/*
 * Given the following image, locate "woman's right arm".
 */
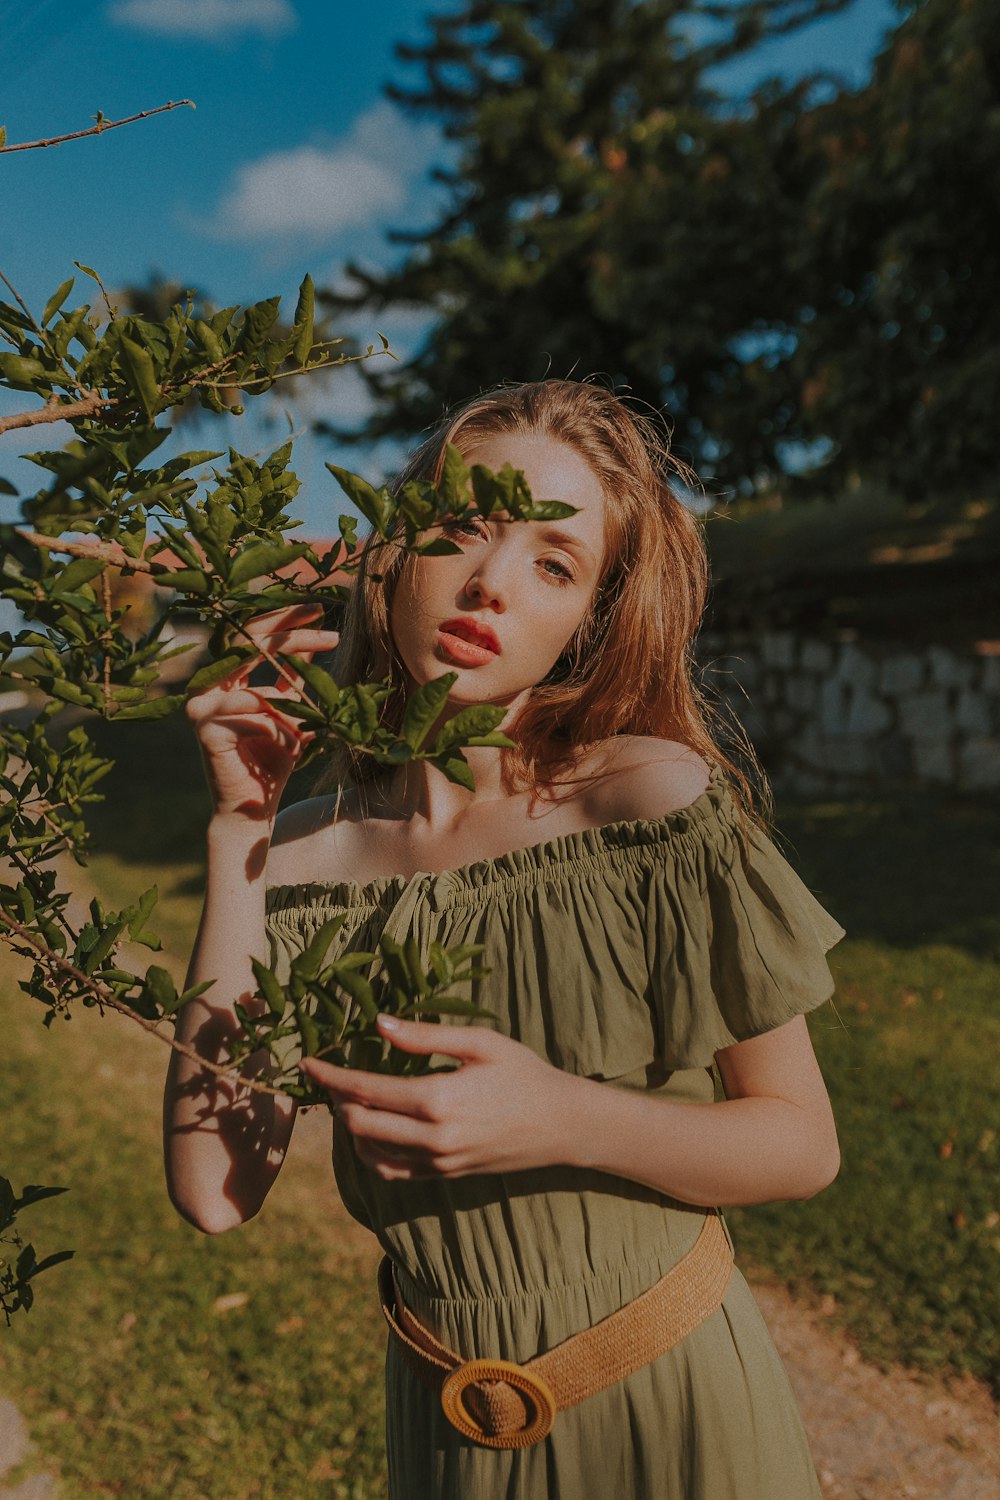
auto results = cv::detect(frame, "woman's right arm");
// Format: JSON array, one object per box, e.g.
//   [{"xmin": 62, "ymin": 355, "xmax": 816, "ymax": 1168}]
[{"xmin": 163, "ymin": 605, "xmax": 338, "ymax": 1234}]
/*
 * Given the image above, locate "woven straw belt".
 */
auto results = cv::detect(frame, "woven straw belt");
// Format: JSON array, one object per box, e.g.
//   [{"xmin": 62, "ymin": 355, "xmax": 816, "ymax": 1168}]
[{"xmin": 377, "ymin": 1210, "xmax": 734, "ymax": 1450}]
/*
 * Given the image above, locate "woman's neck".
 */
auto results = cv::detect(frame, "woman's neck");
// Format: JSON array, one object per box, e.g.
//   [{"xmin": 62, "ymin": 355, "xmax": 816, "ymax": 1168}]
[{"xmin": 381, "ymin": 741, "xmax": 511, "ymax": 830}]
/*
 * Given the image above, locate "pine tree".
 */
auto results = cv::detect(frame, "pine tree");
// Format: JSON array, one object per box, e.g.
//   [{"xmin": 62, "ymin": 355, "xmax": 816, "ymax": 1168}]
[{"xmin": 321, "ymin": 0, "xmax": 854, "ymax": 493}]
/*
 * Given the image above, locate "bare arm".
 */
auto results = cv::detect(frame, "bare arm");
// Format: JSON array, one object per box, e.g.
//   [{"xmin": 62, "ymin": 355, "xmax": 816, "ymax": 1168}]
[
  {"xmin": 163, "ymin": 811, "xmax": 295, "ymax": 1234},
  {"xmin": 162, "ymin": 604, "xmax": 339, "ymax": 1234},
  {"xmin": 302, "ymin": 1011, "xmax": 840, "ymax": 1208}
]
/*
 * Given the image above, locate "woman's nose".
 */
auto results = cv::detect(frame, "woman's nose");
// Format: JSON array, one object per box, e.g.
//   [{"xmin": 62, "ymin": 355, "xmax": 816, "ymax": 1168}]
[{"xmin": 463, "ymin": 555, "xmax": 508, "ymax": 611}]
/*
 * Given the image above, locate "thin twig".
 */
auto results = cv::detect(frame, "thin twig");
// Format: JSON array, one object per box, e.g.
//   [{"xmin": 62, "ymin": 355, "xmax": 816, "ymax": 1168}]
[
  {"xmin": 0, "ymin": 101, "xmax": 196, "ymax": 154},
  {"xmin": 100, "ymin": 569, "xmax": 112, "ymax": 715},
  {"xmin": 0, "ymin": 908, "xmax": 287, "ymax": 1099},
  {"xmin": 0, "ymin": 391, "xmax": 105, "ymax": 435}
]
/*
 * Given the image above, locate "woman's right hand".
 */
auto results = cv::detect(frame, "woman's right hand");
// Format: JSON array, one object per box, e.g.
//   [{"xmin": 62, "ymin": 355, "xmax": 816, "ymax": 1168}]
[{"xmin": 184, "ymin": 603, "xmax": 340, "ymax": 824}]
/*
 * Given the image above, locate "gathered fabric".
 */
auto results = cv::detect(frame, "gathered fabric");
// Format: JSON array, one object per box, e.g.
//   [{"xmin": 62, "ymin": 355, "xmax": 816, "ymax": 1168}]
[{"xmin": 265, "ymin": 769, "xmax": 841, "ymax": 1498}]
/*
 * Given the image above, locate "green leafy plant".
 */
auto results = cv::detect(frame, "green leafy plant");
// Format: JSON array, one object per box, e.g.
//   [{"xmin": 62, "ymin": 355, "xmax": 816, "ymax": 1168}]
[
  {"xmin": 0, "ymin": 261, "xmax": 575, "ymax": 1313},
  {"xmin": 0, "ymin": 1175, "xmax": 73, "ymax": 1322}
]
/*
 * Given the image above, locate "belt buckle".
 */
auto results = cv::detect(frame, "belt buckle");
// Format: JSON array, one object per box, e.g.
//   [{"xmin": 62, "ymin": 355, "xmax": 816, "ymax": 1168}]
[{"xmin": 440, "ymin": 1357, "xmax": 556, "ymax": 1449}]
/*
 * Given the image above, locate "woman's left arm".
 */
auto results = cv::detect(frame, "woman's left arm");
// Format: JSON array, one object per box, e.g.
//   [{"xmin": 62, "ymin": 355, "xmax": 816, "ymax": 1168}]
[{"xmin": 301, "ymin": 1011, "xmax": 840, "ymax": 1207}]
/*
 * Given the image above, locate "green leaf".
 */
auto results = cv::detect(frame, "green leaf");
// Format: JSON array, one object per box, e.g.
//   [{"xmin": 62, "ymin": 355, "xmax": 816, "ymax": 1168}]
[
  {"xmin": 295, "ymin": 916, "xmax": 346, "ymax": 981},
  {"xmin": 228, "ymin": 540, "xmax": 309, "ymax": 589},
  {"xmin": 250, "ymin": 957, "xmax": 287, "ymax": 1017},
  {"xmin": 411, "ymin": 997, "xmax": 496, "ymax": 1020},
  {"xmin": 0, "ymin": 477, "xmax": 17, "ymax": 495},
  {"xmin": 430, "ymin": 704, "xmax": 509, "ymax": 754},
  {"xmin": 326, "ymin": 465, "xmax": 393, "ymax": 535},
  {"xmin": 0, "ymin": 353, "xmax": 48, "ymax": 390},
  {"xmin": 401, "ymin": 673, "xmax": 456, "ymax": 750},
  {"xmin": 432, "ymin": 751, "xmax": 474, "ymax": 791},
  {"xmin": 185, "ymin": 651, "xmax": 250, "ymax": 694},
  {"xmin": 283, "ymin": 654, "xmax": 341, "ymax": 712},
  {"xmin": 119, "ymin": 337, "xmax": 160, "ymax": 418},
  {"xmin": 57, "ymin": 556, "xmax": 106, "ymax": 593},
  {"xmin": 140, "ymin": 964, "xmax": 180, "ymax": 1016},
  {"xmin": 42, "ymin": 278, "xmax": 75, "ymax": 327},
  {"xmin": 153, "ymin": 567, "xmax": 212, "ymax": 597},
  {"xmin": 126, "ymin": 886, "xmax": 161, "ymax": 948},
  {"xmin": 108, "ymin": 693, "xmax": 186, "ymax": 720},
  {"xmin": 331, "ymin": 965, "xmax": 377, "ymax": 1021},
  {"xmin": 291, "ymin": 274, "xmax": 315, "ymax": 365}
]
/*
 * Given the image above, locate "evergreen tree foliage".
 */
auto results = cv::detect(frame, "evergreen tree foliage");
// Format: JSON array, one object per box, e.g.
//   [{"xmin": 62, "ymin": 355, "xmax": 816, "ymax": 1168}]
[
  {"xmin": 791, "ymin": 0, "xmax": 1000, "ymax": 500},
  {"xmin": 323, "ymin": 0, "xmax": 998, "ymax": 504},
  {"xmin": 319, "ymin": 0, "xmax": 854, "ymax": 494}
]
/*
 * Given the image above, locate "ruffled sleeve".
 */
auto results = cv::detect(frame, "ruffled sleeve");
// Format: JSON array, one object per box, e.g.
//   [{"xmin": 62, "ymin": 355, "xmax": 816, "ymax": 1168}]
[{"xmin": 643, "ymin": 803, "xmax": 845, "ymax": 1070}]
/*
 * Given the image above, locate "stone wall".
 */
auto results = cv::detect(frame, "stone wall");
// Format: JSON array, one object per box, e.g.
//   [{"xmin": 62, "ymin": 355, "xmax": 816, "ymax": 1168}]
[{"xmin": 701, "ymin": 633, "xmax": 1000, "ymax": 796}]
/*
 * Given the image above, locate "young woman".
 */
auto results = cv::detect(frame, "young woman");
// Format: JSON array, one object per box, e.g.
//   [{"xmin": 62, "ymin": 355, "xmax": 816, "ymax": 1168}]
[{"xmin": 166, "ymin": 380, "xmax": 843, "ymax": 1499}]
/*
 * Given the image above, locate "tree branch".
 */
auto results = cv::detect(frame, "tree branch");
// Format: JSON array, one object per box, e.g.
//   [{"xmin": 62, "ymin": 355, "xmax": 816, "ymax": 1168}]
[
  {"xmin": 0, "ymin": 391, "xmax": 105, "ymax": 435},
  {"xmin": 0, "ymin": 101, "xmax": 196, "ymax": 155},
  {"xmin": 0, "ymin": 908, "xmax": 287, "ymax": 1099}
]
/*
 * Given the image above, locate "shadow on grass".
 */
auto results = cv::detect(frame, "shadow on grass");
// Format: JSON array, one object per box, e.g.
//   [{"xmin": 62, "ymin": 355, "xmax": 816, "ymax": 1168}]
[{"xmin": 776, "ymin": 790, "xmax": 1000, "ymax": 959}]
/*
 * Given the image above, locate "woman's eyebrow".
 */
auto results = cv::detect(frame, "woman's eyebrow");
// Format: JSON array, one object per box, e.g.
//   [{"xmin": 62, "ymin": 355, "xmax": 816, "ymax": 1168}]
[
  {"xmin": 492, "ymin": 514, "xmax": 597, "ymax": 565},
  {"xmin": 536, "ymin": 525, "xmax": 597, "ymax": 562}
]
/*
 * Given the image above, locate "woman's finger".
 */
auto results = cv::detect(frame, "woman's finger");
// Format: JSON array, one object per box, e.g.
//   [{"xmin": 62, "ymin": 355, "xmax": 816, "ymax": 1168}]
[{"xmin": 375, "ymin": 1014, "xmax": 502, "ymax": 1062}]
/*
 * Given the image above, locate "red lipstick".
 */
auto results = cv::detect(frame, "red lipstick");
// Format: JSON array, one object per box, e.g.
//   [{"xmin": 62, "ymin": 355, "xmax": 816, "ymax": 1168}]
[{"xmin": 437, "ymin": 617, "xmax": 501, "ymax": 666}]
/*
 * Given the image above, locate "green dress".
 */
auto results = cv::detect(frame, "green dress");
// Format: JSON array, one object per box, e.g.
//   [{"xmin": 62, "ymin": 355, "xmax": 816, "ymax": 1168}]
[{"xmin": 265, "ymin": 770, "xmax": 844, "ymax": 1499}]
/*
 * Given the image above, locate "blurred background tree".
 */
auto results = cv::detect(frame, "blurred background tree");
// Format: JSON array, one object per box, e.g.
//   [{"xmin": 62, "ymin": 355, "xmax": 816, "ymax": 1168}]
[{"xmin": 320, "ymin": 0, "xmax": 998, "ymax": 505}]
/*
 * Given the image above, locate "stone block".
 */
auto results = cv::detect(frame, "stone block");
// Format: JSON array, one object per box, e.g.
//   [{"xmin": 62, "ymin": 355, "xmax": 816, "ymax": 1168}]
[
  {"xmin": 958, "ymin": 736, "xmax": 1000, "ymax": 791},
  {"xmin": 761, "ymin": 671, "xmax": 783, "ymax": 706},
  {"xmin": 828, "ymin": 736, "xmax": 876, "ymax": 777},
  {"xmin": 927, "ymin": 646, "xmax": 973, "ymax": 689},
  {"xmin": 913, "ymin": 739, "xmax": 954, "ymax": 783},
  {"xmin": 880, "ymin": 653, "xmax": 924, "ymax": 697},
  {"xmin": 955, "ymin": 690, "xmax": 991, "ymax": 735},
  {"xmin": 784, "ymin": 674, "xmax": 819, "ymax": 714},
  {"xmin": 819, "ymin": 678, "xmax": 849, "ymax": 735},
  {"xmin": 761, "ymin": 632, "xmax": 796, "ymax": 670},
  {"xmin": 836, "ymin": 642, "xmax": 878, "ymax": 690},
  {"xmin": 845, "ymin": 686, "xmax": 892, "ymax": 736},
  {"xmin": 898, "ymin": 690, "xmax": 951, "ymax": 740},
  {"xmin": 800, "ymin": 638, "xmax": 834, "ymax": 674},
  {"xmin": 875, "ymin": 734, "xmax": 912, "ymax": 778}
]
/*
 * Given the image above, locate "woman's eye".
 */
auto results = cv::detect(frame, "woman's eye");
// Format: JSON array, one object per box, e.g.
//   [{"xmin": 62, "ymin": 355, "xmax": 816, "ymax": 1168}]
[
  {"xmin": 442, "ymin": 518, "xmax": 484, "ymax": 539},
  {"xmin": 540, "ymin": 558, "xmax": 573, "ymax": 583}
]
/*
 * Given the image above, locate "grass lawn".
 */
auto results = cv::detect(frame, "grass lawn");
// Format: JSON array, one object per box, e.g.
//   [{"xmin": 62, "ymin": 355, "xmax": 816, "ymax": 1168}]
[{"xmin": 1, "ymin": 710, "xmax": 997, "ymax": 1496}]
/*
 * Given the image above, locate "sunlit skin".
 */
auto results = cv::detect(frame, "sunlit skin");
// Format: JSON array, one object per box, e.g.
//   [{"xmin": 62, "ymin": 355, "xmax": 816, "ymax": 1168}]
[{"xmin": 390, "ymin": 433, "xmax": 609, "ymax": 716}]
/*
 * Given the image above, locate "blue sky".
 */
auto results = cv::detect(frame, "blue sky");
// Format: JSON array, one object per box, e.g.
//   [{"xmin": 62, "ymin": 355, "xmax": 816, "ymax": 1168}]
[{"xmin": 1, "ymin": 0, "xmax": 900, "ymax": 549}]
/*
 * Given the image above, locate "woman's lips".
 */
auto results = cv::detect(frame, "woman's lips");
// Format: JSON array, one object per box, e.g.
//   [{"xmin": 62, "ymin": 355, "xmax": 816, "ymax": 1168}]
[{"xmin": 437, "ymin": 618, "xmax": 501, "ymax": 666}]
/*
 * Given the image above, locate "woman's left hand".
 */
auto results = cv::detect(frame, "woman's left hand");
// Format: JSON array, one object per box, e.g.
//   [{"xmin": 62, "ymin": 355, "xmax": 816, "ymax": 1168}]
[{"xmin": 299, "ymin": 1015, "xmax": 584, "ymax": 1180}]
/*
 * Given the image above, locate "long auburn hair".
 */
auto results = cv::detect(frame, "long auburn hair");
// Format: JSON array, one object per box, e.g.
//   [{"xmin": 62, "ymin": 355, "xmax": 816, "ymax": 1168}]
[{"xmin": 313, "ymin": 379, "xmax": 763, "ymax": 816}]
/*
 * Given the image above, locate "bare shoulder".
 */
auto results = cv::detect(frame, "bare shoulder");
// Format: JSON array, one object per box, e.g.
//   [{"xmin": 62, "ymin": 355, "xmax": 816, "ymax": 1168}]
[
  {"xmin": 265, "ymin": 788, "xmax": 354, "ymax": 885},
  {"xmin": 579, "ymin": 737, "xmax": 712, "ymax": 823}
]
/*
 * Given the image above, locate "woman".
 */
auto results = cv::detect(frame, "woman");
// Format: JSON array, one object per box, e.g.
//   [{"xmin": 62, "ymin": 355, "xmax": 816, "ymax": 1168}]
[{"xmin": 166, "ymin": 379, "xmax": 842, "ymax": 1498}]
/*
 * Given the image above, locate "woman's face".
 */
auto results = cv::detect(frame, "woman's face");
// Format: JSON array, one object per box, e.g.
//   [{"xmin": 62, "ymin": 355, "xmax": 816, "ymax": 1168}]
[{"xmin": 390, "ymin": 433, "xmax": 607, "ymax": 709}]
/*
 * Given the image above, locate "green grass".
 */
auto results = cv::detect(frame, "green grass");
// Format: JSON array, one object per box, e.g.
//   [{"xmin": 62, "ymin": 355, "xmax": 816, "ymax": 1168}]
[
  {"xmin": 1, "ymin": 713, "xmax": 998, "ymax": 1496},
  {"xmin": 728, "ymin": 795, "xmax": 1000, "ymax": 1389},
  {"xmin": 0, "ymin": 987, "xmax": 388, "ymax": 1500}
]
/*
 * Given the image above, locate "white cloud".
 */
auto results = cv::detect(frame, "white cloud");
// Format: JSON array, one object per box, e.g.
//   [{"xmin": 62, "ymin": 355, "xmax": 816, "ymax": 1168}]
[
  {"xmin": 205, "ymin": 103, "xmax": 439, "ymax": 244},
  {"xmin": 108, "ymin": 0, "xmax": 297, "ymax": 42}
]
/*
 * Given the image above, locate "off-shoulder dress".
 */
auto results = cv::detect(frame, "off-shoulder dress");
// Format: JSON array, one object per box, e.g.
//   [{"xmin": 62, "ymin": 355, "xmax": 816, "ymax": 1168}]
[{"xmin": 264, "ymin": 770, "xmax": 844, "ymax": 1499}]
